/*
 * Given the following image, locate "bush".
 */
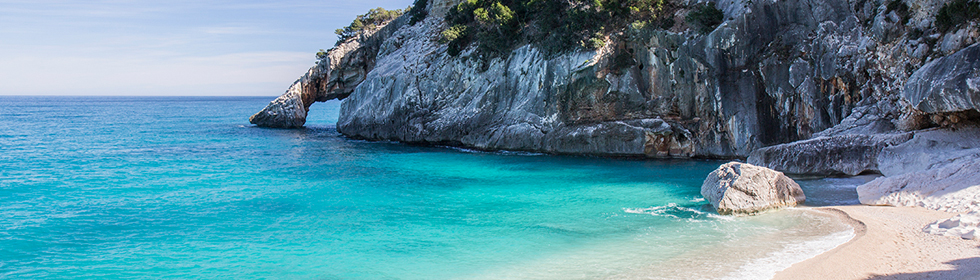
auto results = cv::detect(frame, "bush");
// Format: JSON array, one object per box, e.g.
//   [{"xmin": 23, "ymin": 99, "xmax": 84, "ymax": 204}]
[
  {"xmin": 936, "ymin": 0, "xmax": 980, "ymax": 32},
  {"xmin": 685, "ymin": 2, "xmax": 724, "ymax": 34},
  {"xmin": 316, "ymin": 49, "xmax": 328, "ymax": 60},
  {"xmin": 585, "ymin": 36, "xmax": 606, "ymax": 49},
  {"xmin": 335, "ymin": 7, "xmax": 405, "ymax": 45},
  {"xmin": 409, "ymin": 0, "xmax": 429, "ymax": 25},
  {"xmin": 437, "ymin": 0, "xmax": 675, "ymax": 58}
]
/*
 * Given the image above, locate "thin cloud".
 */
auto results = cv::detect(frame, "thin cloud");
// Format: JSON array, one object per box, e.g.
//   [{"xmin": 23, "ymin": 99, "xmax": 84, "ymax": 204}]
[
  {"xmin": 0, "ymin": 0, "xmax": 414, "ymax": 96},
  {"xmin": 200, "ymin": 26, "xmax": 269, "ymax": 35}
]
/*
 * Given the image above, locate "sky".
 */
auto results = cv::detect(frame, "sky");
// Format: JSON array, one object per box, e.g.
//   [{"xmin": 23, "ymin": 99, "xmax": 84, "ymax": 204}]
[{"xmin": 0, "ymin": 0, "xmax": 415, "ymax": 96}]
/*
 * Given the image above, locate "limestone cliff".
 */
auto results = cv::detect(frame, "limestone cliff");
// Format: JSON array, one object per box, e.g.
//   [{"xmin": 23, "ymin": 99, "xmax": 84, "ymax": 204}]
[{"xmin": 252, "ymin": 0, "xmax": 979, "ymax": 159}]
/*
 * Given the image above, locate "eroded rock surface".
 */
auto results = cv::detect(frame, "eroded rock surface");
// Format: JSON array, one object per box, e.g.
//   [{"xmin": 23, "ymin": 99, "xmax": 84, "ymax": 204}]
[
  {"xmin": 857, "ymin": 126, "xmax": 980, "ymax": 213},
  {"xmin": 251, "ymin": 0, "xmax": 976, "ymax": 157},
  {"xmin": 701, "ymin": 162, "xmax": 806, "ymax": 215},
  {"xmin": 903, "ymin": 43, "xmax": 980, "ymax": 114},
  {"xmin": 746, "ymin": 133, "xmax": 912, "ymax": 175},
  {"xmin": 249, "ymin": 16, "xmax": 410, "ymax": 128}
]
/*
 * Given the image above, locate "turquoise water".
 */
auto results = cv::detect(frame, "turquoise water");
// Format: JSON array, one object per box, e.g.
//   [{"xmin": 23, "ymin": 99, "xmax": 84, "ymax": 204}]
[{"xmin": 0, "ymin": 96, "xmax": 851, "ymax": 279}]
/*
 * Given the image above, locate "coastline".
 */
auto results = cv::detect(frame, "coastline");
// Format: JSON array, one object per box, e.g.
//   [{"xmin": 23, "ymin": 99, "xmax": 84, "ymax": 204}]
[{"xmin": 774, "ymin": 205, "xmax": 980, "ymax": 280}]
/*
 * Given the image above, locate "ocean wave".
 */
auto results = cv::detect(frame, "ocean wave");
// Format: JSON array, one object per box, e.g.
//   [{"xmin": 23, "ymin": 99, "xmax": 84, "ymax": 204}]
[
  {"xmin": 720, "ymin": 228, "xmax": 855, "ymax": 280},
  {"xmin": 624, "ymin": 203, "xmax": 733, "ymax": 221}
]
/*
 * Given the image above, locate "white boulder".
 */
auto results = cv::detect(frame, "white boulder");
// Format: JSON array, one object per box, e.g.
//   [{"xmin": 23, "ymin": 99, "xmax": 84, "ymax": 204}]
[{"xmin": 701, "ymin": 162, "xmax": 807, "ymax": 215}]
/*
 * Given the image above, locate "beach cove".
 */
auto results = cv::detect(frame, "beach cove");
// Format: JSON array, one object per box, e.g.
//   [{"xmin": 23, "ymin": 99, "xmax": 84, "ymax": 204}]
[{"xmin": 0, "ymin": 96, "xmax": 918, "ymax": 279}]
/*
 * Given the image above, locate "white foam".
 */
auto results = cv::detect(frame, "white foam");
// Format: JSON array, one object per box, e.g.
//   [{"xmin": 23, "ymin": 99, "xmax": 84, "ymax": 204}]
[
  {"xmin": 720, "ymin": 226, "xmax": 855, "ymax": 280},
  {"xmin": 624, "ymin": 203, "xmax": 734, "ymax": 221},
  {"xmin": 438, "ymin": 145, "xmax": 544, "ymax": 156}
]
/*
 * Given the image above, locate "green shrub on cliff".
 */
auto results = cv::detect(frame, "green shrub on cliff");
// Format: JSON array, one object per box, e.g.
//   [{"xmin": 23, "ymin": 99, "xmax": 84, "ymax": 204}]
[
  {"xmin": 936, "ymin": 0, "xmax": 980, "ymax": 32},
  {"xmin": 441, "ymin": 0, "xmax": 674, "ymax": 58},
  {"xmin": 409, "ymin": 0, "xmax": 429, "ymax": 25},
  {"xmin": 685, "ymin": 2, "xmax": 724, "ymax": 34},
  {"xmin": 335, "ymin": 7, "xmax": 405, "ymax": 45}
]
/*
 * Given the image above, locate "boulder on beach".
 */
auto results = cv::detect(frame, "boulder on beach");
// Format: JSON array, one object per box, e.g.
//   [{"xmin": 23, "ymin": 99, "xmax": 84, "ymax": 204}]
[{"xmin": 701, "ymin": 162, "xmax": 806, "ymax": 215}]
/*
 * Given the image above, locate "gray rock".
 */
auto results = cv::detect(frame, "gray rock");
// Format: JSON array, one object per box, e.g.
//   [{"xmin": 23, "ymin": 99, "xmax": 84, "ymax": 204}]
[
  {"xmin": 332, "ymin": 0, "xmax": 872, "ymax": 157},
  {"xmin": 813, "ymin": 97, "xmax": 902, "ymax": 137},
  {"xmin": 857, "ymin": 154, "xmax": 980, "ymax": 213},
  {"xmin": 249, "ymin": 15, "xmax": 410, "ymax": 128},
  {"xmin": 700, "ymin": 162, "xmax": 806, "ymax": 215},
  {"xmin": 877, "ymin": 126, "xmax": 980, "ymax": 177},
  {"xmin": 251, "ymin": 0, "xmax": 980, "ymax": 157},
  {"xmin": 903, "ymin": 43, "xmax": 980, "ymax": 114},
  {"xmin": 747, "ymin": 133, "xmax": 912, "ymax": 176},
  {"xmin": 856, "ymin": 126, "xmax": 980, "ymax": 213},
  {"xmin": 248, "ymin": 86, "xmax": 308, "ymax": 128}
]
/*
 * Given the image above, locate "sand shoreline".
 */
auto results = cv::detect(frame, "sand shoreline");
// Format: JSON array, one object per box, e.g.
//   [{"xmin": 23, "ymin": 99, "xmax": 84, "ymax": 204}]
[{"xmin": 773, "ymin": 205, "xmax": 980, "ymax": 280}]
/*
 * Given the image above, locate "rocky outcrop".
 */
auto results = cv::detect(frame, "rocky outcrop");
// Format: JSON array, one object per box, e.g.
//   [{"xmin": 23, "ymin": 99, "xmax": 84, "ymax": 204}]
[
  {"xmin": 857, "ymin": 157, "xmax": 980, "ymax": 212},
  {"xmin": 250, "ymin": 16, "xmax": 410, "ymax": 128},
  {"xmin": 700, "ymin": 162, "xmax": 806, "ymax": 215},
  {"xmin": 330, "ymin": 0, "xmax": 892, "ymax": 157},
  {"xmin": 856, "ymin": 126, "xmax": 980, "ymax": 212},
  {"xmin": 903, "ymin": 43, "xmax": 980, "ymax": 114},
  {"xmin": 252, "ymin": 0, "xmax": 978, "ymax": 158},
  {"xmin": 746, "ymin": 133, "xmax": 912, "ymax": 175},
  {"xmin": 876, "ymin": 126, "xmax": 980, "ymax": 177}
]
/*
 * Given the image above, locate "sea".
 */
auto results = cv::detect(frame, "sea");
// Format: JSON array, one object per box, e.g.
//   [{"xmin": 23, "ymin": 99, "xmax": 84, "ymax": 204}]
[{"xmin": 0, "ymin": 96, "xmax": 861, "ymax": 279}]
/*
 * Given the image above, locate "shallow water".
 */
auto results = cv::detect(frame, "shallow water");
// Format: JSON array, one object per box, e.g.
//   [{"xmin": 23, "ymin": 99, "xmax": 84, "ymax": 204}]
[{"xmin": 0, "ymin": 96, "xmax": 851, "ymax": 279}]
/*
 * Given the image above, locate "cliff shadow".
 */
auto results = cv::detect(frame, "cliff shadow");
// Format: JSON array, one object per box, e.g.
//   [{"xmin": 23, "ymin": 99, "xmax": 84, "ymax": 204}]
[{"xmin": 864, "ymin": 256, "xmax": 980, "ymax": 279}]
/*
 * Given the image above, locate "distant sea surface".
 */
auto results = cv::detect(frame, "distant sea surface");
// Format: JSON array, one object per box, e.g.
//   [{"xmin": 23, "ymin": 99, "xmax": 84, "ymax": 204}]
[{"xmin": 0, "ymin": 96, "xmax": 855, "ymax": 279}]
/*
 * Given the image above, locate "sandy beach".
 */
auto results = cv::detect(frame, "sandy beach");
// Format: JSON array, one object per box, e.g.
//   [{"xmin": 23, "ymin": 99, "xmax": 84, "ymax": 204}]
[{"xmin": 774, "ymin": 205, "xmax": 980, "ymax": 280}]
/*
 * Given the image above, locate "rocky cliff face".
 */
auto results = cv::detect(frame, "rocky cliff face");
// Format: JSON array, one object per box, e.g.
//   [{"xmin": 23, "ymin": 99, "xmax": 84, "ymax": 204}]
[
  {"xmin": 249, "ymin": 16, "xmax": 410, "ymax": 128},
  {"xmin": 252, "ymin": 0, "xmax": 979, "ymax": 159}
]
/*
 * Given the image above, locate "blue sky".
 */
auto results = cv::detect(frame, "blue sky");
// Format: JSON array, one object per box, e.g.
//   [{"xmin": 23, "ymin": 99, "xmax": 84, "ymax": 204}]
[{"xmin": 0, "ymin": 0, "xmax": 414, "ymax": 96}]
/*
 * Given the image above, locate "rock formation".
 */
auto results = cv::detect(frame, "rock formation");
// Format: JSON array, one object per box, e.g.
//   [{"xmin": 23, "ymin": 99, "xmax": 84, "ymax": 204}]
[
  {"xmin": 250, "ymin": 16, "xmax": 410, "ymax": 128},
  {"xmin": 700, "ymin": 162, "xmax": 806, "ymax": 215},
  {"xmin": 856, "ymin": 126, "xmax": 980, "ymax": 212},
  {"xmin": 252, "ymin": 0, "xmax": 979, "ymax": 158},
  {"xmin": 903, "ymin": 43, "xmax": 980, "ymax": 115},
  {"xmin": 747, "ymin": 133, "xmax": 912, "ymax": 175}
]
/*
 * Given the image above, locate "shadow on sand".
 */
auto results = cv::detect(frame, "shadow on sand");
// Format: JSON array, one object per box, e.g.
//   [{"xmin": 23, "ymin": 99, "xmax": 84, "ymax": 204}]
[{"xmin": 866, "ymin": 256, "xmax": 980, "ymax": 279}]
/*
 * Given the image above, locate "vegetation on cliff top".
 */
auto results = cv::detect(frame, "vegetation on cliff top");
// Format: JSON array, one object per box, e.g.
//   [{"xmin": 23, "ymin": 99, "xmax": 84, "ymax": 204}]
[
  {"xmin": 335, "ymin": 7, "xmax": 406, "ymax": 45},
  {"xmin": 686, "ymin": 3, "xmax": 724, "ymax": 34},
  {"xmin": 441, "ymin": 0, "xmax": 678, "ymax": 58},
  {"xmin": 409, "ymin": 0, "xmax": 429, "ymax": 25}
]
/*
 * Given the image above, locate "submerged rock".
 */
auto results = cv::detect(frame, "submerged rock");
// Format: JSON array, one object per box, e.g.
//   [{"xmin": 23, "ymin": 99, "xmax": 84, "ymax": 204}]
[{"xmin": 701, "ymin": 162, "xmax": 806, "ymax": 215}]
